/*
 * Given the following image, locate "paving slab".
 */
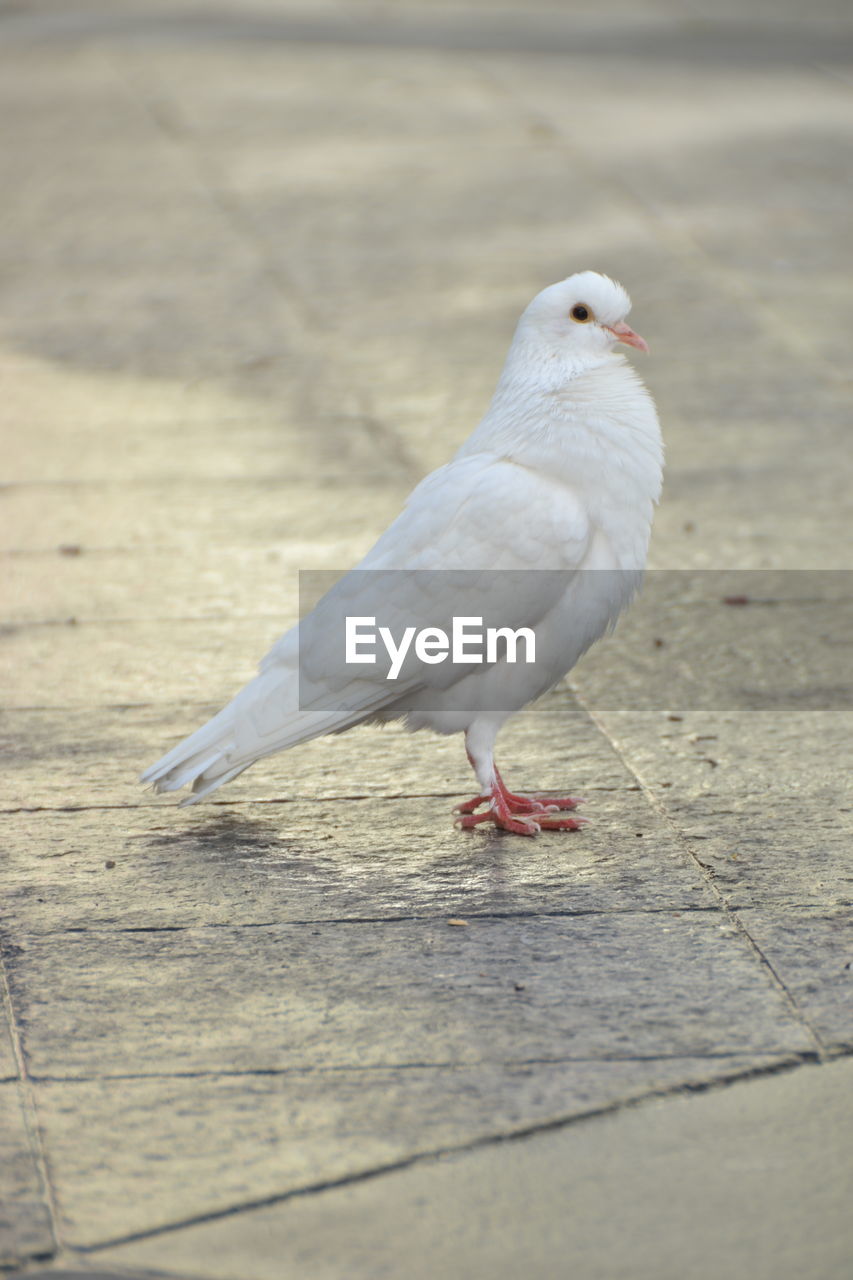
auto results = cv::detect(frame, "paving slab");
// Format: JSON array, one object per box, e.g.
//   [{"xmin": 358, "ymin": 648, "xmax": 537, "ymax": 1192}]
[
  {"xmin": 582, "ymin": 708, "xmax": 853, "ymax": 912},
  {"xmin": 26, "ymin": 1054, "xmax": 792, "ymax": 1249},
  {"xmin": 9, "ymin": 913, "xmax": 812, "ymax": 1081},
  {"xmin": 0, "ymin": 799, "xmax": 712, "ymax": 933},
  {"xmin": 736, "ymin": 909, "xmax": 853, "ymax": 1051},
  {"xmin": 573, "ymin": 571, "xmax": 853, "ymax": 711},
  {"xmin": 96, "ymin": 1057, "xmax": 853, "ymax": 1280},
  {"xmin": 0, "ymin": 479, "xmax": 399, "ymax": 559}
]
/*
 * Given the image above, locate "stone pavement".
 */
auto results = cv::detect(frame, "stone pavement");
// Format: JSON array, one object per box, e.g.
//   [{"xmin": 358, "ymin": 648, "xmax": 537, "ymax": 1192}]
[{"xmin": 1, "ymin": 0, "xmax": 852, "ymax": 1275}]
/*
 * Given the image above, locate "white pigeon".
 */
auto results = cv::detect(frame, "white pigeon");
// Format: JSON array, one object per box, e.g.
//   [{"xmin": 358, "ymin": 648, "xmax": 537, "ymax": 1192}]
[{"xmin": 142, "ymin": 271, "xmax": 662, "ymax": 834}]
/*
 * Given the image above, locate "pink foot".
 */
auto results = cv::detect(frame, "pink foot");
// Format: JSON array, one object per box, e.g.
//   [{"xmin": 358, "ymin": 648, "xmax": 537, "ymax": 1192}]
[
  {"xmin": 454, "ymin": 766, "xmax": 587, "ymax": 837},
  {"xmin": 457, "ymin": 806, "xmax": 587, "ymax": 836}
]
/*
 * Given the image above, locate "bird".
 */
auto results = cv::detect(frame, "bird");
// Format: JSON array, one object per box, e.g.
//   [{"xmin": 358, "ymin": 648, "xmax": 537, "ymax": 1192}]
[{"xmin": 141, "ymin": 271, "xmax": 663, "ymax": 835}]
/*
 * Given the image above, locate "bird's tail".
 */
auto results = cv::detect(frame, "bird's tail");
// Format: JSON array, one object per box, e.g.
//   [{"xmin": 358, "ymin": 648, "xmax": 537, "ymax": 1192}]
[
  {"xmin": 140, "ymin": 700, "xmax": 248, "ymax": 804},
  {"xmin": 140, "ymin": 664, "xmax": 356, "ymax": 805}
]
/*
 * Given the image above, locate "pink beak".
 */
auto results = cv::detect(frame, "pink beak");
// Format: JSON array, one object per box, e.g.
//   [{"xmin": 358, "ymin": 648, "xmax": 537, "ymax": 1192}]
[{"xmin": 607, "ymin": 320, "xmax": 649, "ymax": 354}]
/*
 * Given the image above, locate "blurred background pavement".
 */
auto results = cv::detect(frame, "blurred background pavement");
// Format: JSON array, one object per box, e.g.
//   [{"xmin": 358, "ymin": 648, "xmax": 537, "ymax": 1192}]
[{"xmin": 1, "ymin": 2, "xmax": 852, "ymax": 1276}]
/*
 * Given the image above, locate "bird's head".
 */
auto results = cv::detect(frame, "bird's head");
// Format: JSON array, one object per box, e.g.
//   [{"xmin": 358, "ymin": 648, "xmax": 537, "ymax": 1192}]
[{"xmin": 520, "ymin": 271, "xmax": 649, "ymax": 359}]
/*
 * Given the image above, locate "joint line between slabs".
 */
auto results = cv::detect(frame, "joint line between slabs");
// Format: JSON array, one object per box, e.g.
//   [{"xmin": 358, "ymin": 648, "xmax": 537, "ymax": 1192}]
[
  {"xmin": 0, "ymin": 784, "xmax": 637, "ymax": 815},
  {"xmin": 81, "ymin": 1051, "xmax": 826, "ymax": 1255},
  {"xmin": 28, "ymin": 1049, "xmax": 826, "ymax": 1086},
  {"xmin": 0, "ymin": 939, "xmax": 61, "ymax": 1253},
  {"xmin": 13, "ymin": 906, "xmax": 722, "ymax": 940},
  {"xmin": 2, "ymin": 792, "xmax": 474, "ymax": 815},
  {"xmin": 571, "ymin": 690, "xmax": 831, "ymax": 1060}
]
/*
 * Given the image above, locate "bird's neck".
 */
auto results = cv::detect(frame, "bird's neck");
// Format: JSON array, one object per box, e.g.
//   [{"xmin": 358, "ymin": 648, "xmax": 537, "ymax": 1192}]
[
  {"xmin": 470, "ymin": 343, "xmax": 661, "ymax": 467},
  {"xmin": 495, "ymin": 330, "xmax": 614, "ymax": 394},
  {"xmin": 457, "ymin": 345, "xmax": 664, "ymax": 564}
]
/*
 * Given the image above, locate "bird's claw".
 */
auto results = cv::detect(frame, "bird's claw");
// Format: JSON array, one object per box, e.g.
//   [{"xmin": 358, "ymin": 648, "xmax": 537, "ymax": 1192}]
[
  {"xmin": 453, "ymin": 790, "xmax": 584, "ymax": 820},
  {"xmin": 534, "ymin": 814, "xmax": 589, "ymax": 832},
  {"xmin": 454, "ymin": 792, "xmax": 588, "ymax": 837},
  {"xmin": 453, "ymin": 794, "xmax": 491, "ymax": 815},
  {"xmin": 454, "ymin": 763, "xmax": 587, "ymax": 835},
  {"xmin": 503, "ymin": 791, "xmax": 585, "ymax": 814},
  {"xmin": 455, "ymin": 807, "xmax": 541, "ymax": 836},
  {"xmin": 455, "ymin": 806, "xmax": 588, "ymax": 836}
]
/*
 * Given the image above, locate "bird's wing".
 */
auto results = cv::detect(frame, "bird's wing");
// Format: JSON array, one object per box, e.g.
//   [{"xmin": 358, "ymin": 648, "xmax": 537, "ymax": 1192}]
[
  {"xmin": 143, "ymin": 455, "xmax": 595, "ymax": 800},
  {"xmin": 360, "ymin": 454, "xmax": 589, "ymax": 572},
  {"xmin": 264, "ymin": 453, "xmax": 593, "ymax": 707}
]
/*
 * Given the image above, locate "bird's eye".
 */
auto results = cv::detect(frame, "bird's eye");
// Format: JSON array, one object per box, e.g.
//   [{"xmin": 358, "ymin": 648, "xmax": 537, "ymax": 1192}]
[{"xmin": 570, "ymin": 304, "xmax": 592, "ymax": 323}]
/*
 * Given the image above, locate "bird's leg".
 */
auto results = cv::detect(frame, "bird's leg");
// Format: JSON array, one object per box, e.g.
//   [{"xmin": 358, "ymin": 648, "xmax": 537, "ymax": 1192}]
[
  {"xmin": 453, "ymin": 766, "xmax": 583, "ymax": 816},
  {"xmin": 454, "ymin": 732, "xmax": 586, "ymax": 836},
  {"xmin": 452, "ymin": 758, "xmax": 491, "ymax": 815},
  {"xmin": 451, "ymin": 739, "xmax": 496, "ymax": 814}
]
